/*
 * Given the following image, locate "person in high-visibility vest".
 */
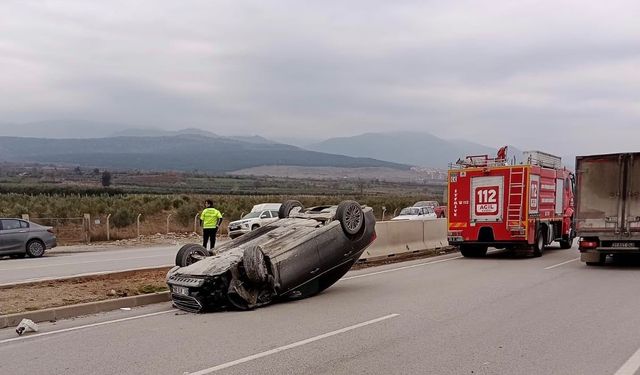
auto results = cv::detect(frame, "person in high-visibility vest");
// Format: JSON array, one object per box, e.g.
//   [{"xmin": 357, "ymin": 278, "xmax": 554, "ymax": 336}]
[{"xmin": 200, "ymin": 199, "xmax": 223, "ymax": 250}]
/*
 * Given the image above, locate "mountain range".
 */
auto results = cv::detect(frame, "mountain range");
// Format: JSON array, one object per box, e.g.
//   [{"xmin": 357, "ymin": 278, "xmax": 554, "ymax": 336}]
[
  {"xmin": 0, "ymin": 134, "xmax": 408, "ymax": 173},
  {"xmin": 0, "ymin": 122, "xmax": 573, "ymax": 173},
  {"xmin": 309, "ymin": 132, "xmax": 522, "ymax": 167}
]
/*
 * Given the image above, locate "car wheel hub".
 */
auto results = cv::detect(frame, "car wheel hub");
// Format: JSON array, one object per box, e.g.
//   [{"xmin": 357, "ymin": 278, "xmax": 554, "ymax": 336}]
[
  {"xmin": 30, "ymin": 242, "xmax": 44, "ymax": 256},
  {"xmin": 344, "ymin": 204, "xmax": 362, "ymax": 232}
]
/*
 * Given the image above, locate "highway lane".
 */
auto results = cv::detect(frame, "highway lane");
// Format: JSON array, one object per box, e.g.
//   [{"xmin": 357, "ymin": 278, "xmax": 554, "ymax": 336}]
[
  {"xmin": 0, "ymin": 246, "xmax": 182, "ymax": 285},
  {"xmin": 0, "ymin": 240, "xmax": 230, "ymax": 285},
  {"xmin": 2, "ymin": 246, "xmax": 640, "ymax": 375}
]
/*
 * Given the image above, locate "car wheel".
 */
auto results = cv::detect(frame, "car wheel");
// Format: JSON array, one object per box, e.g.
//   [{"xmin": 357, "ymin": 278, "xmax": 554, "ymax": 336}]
[
  {"xmin": 251, "ymin": 224, "xmax": 259, "ymax": 231},
  {"xmin": 243, "ymin": 245, "xmax": 268, "ymax": 284},
  {"xmin": 532, "ymin": 229, "xmax": 544, "ymax": 257},
  {"xmin": 335, "ymin": 200, "xmax": 364, "ymax": 236},
  {"xmin": 175, "ymin": 244, "xmax": 208, "ymax": 267},
  {"xmin": 26, "ymin": 240, "xmax": 46, "ymax": 258},
  {"xmin": 10, "ymin": 254, "xmax": 26, "ymax": 259},
  {"xmin": 278, "ymin": 200, "xmax": 303, "ymax": 219}
]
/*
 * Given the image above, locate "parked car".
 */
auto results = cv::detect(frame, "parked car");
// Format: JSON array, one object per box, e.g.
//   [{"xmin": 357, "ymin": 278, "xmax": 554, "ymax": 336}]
[
  {"xmin": 227, "ymin": 203, "xmax": 281, "ymax": 239},
  {"xmin": 0, "ymin": 218, "xmax": 57, "ymax": 259},
  {"xmin": 413, "ymin": 200, "xmax": 447, "ymax": 218},
  {"xmin": 391, "ymin": 206, "xmax": 437, "ymax": 221},
  {"xmin": 166, "ymin": 200, "xmax": 376, "ymax": 312}
]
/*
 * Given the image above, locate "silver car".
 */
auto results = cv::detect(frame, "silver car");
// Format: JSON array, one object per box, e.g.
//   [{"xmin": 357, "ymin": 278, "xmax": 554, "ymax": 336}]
[{"xmin": 0, "ymin": 218, "xmax": 57, "ymax": 259}]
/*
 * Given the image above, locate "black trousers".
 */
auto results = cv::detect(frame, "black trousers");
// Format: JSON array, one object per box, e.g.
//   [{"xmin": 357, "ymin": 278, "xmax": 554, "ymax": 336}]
[{"xmin": 203, "ymin": 227, "xmax": 218, "ymax": 250}]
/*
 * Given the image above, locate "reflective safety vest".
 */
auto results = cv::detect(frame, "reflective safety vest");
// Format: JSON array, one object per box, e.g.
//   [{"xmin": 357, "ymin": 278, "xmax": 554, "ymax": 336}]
[{"xmin": 200, "ymin": 208, "xmax": 223, "ymax": 229}]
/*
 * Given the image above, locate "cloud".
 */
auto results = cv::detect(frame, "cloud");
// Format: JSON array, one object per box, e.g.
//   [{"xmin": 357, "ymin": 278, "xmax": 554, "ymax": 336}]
[{"xmin": 0, "ymin": 0, "xmax": 639, "ymax": 155}]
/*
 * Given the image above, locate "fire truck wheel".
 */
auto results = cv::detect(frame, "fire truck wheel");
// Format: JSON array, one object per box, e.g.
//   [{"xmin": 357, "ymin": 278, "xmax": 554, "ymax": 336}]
[
  {"xmin": 559, "ymin": 228, "xmax": 575, "ymax": 249},
  {"xmin": 459, "ymin": 245, "xmax": 487, "ymax": 258},
  {"xmin": 532, "ymin": 229, "xmax": 545, "ymax": 257}
]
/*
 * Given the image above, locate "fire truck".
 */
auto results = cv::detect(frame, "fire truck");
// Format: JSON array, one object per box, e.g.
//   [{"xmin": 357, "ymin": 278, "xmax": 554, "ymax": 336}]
[{"xmin": 447, "ymin": 149, "xmax": 576, "ymax": 257}]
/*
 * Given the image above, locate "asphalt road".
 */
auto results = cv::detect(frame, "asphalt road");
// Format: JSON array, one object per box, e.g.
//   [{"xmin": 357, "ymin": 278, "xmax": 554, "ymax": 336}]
[
  {"xmin": 2, "ymin": 245, "xmax": 640, "ymax": 375},
  {"xmin": 0, "ymin": 245, "xmax": 176, "ymax": 285},
  {"xmin": 0, "ymin": 241, "xmax": 229, "ymax": 285}
]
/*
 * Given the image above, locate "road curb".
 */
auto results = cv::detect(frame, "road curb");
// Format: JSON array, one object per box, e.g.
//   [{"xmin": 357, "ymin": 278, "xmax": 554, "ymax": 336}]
[{"xmin": 0, "ymin": 292, "xmax": 171, "ymax": 329}]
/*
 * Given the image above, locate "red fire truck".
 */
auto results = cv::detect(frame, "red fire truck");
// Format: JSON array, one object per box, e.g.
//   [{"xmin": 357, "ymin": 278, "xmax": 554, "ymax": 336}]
[{"xmin": 447, "ymin": 149, "xmax": 576, "ymax": 257}]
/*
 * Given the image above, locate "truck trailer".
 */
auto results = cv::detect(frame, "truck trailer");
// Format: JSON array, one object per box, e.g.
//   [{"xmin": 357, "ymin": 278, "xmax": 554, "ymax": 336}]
[
  {"xmin": 575, "ymin": 153, "xmax": 640, "ymax": 265},
  {"xmin": 447, "ymin": 149, "xmax": 575, "ymax": 257}
]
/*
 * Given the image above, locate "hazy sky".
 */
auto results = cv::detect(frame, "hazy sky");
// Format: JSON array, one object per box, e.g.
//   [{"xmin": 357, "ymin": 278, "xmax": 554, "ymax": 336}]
[{"xmin": 0, "ymin": 0, "xmax": 638, "ymax": 154}]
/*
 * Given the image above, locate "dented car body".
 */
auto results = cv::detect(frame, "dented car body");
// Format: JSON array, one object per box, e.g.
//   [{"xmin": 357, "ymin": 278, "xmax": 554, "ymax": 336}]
[{"xmin": 166, "ymin": 200, "xmax": 376, "ymax": 312}]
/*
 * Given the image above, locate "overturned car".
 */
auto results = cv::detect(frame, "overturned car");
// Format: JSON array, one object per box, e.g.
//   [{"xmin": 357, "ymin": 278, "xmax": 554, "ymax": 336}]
[{"xmin": 166, "ymin": 200, "xmax": 376, "ymax": 312}]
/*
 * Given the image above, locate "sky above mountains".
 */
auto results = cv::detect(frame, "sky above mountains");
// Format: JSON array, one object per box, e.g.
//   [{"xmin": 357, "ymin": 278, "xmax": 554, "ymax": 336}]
[{"xmin": 1, "ymin": 0, "xmax": 639, "ymax": 156}]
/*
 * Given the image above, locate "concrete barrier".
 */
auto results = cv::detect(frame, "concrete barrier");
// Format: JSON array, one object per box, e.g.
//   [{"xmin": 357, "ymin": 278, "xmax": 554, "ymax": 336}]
[
  {"xmin": 360, "ymin": 218, "xmax": 448, "ymax": 261},
  {"xmin": 423, "ymin": 218, "xmax": 448, "ymax": 249}
]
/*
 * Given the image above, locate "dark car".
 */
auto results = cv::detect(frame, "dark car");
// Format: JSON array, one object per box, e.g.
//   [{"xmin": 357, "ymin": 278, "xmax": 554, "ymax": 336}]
[
  {"xmin": 0, "ymin": 218, "xmax": 57, "ymax": 259},
  {"xmin": 166, "ymin": 200, "xmax": 376, "ymax": 312}
]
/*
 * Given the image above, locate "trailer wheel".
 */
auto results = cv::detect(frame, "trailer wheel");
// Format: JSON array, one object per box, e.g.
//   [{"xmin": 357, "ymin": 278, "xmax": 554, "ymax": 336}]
[
  {"xmin": 532, "ymin": 229, "xmax": 544, "ymax": 257},
  {"xmin": 459, "ymin": 245, "xmax": 487, "ymax": 258}
]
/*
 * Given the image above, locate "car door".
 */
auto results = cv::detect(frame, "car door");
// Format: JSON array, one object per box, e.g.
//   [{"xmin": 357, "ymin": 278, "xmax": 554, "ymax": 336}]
[
  {"xmin": 0, "ymin": 219, "xmax": 29, "ymax": 253},
  {"xmin": 315, "ymin": 223, "xmax": 355, "ymax": 273},
  {"xmin": 275, "ymin": 237, "xmax": 322, "ymax": 293}
]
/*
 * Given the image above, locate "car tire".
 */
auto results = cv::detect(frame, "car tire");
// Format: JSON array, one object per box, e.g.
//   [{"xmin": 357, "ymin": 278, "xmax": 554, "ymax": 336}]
[
  {"xmin": 532, "ymin": 229, "xmax": 544, "ymax": 257},
  {"xmin": 335, "ymin": 200, "xmax": 364, "ymax": 236},
  {"xmin": 175, "ymin": 244, "xmax": 208, "ymax": 267},
  {"xmin": 251, "ymin": 224, "xmax": 259, "ymax": 231},
  {"xmin": 243, "ymin": 245, "xmax": 268, "ymax": 284},
  {"xmin": 25, "ymin": 239, "xmax": 46, "ymax": 258},
  {"xmin": 278, "ymin": 200, "xmax": 303, "ymax": 219}
]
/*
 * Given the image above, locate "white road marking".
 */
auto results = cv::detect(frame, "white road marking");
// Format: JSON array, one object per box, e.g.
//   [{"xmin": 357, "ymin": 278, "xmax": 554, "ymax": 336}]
[
  {"xmin": 544, "ymin": 258, "xmax": 579, "ymax": 270},
  {"xmin": 614, "ymin": 346, "xmax": 640, "ymax": 375},
  {"xmin": 185, "ymin": 313, "xmax": 400, "ymax": 375},
  {"xmin": 341, "ymin": 255, "xmax": 463, "ymax": 281},
  {"xmin": 0, "ymin": 254, "xmax": 170, "ymax": 271},
  {"xmin": 0, "ymin": 309, "xmax": 176, "ymax": 345}
]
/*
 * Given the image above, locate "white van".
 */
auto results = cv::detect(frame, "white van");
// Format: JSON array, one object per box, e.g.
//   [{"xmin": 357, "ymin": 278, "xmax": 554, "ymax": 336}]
[{"xmin": 228, "ymin": 203, "xmax": 282, "ymax": 239}]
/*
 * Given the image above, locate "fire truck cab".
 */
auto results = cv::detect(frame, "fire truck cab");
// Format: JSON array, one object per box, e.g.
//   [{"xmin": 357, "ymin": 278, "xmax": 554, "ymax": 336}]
[{"xmin": 447, "ymin": 150, "xmax": 575, "ymax": 257}]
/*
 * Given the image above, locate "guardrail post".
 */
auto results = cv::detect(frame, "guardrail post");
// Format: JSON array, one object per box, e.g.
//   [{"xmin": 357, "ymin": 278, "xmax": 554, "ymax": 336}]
[
  {"xmin": 106, "ymin": 213, "xmax": 111, "ymax": 241},
  {"xmin": 381, "ymin": 207, "xmax": 387, "ymax": 221},
  {"xmin": 393, "ymin": 208, "xmax": 398, "ymax": 217},
  {"xmin": 166, "ymin": 213, "xmax": 173, "ymax": 234},
  {"xmin": 22, "ymin": 214, "xmax": 30, "ymax": 221},
  {"xmin": 136, "ymin": 214, "xmax": 142, "ymax": 238},
  {"xmin": 194, "ymin": 213, "xmax": 199, "ymax": 234}
]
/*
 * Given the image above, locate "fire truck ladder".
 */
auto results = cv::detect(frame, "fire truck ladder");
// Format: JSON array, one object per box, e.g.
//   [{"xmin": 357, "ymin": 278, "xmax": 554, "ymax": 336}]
[{"xmin": 507, "ymin": 167, "xmax": 526, "ymax": 235}]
